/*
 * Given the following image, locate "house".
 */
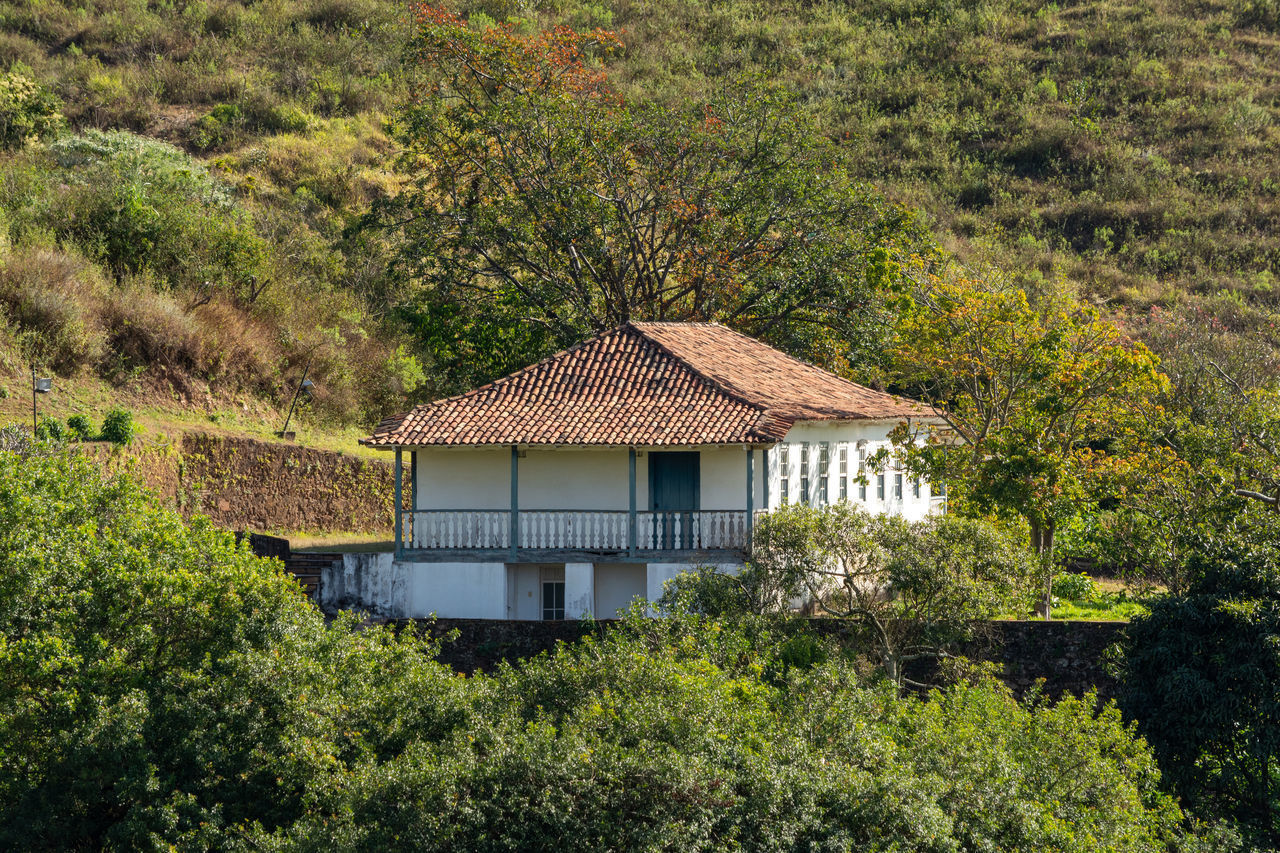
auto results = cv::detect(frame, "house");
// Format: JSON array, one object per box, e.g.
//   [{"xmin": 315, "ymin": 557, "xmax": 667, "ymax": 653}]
[{"xmin": 348, "ymin": 322, "xmax": 944, "ymax": 620}]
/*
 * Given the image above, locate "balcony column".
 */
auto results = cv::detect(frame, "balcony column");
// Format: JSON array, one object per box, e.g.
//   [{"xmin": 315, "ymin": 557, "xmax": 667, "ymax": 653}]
[
  {"xmin": 746, "ymin": 447, "xmax": 755, "ymax": 551},
  {"xmin": 394, "ymin": 448, "xmax": 403, "ymax": 560},
  {"xmin": 762, "ymin": 446, "xmax": 769, "ymax": 511},
  {"xmin": 409, "ymin": 450, "xmax": 418, "ymax": 550},
  {"xmin": 628, "ymin": 447, "xmax": 638, "ymax": 557},
  {"xmin": 510, "ymin": 445, "xmax": 519, "ymax": 561}
]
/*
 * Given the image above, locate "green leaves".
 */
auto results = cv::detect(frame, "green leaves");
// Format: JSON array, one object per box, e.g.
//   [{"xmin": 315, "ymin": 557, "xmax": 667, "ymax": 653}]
[
  {"xmin": 1123, "ymin": 522, "xmax": 1280, "ymax": 847},
  {"xmin": 377, "ymin": 9, "xmax": 930, "ymax": 390}
]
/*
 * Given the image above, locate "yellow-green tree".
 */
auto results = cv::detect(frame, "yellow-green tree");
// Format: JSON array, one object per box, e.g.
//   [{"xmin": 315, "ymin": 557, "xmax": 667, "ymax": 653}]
[{"xmin": 887, "ymin": 271, "xmax": 1166, "ymax": 616}]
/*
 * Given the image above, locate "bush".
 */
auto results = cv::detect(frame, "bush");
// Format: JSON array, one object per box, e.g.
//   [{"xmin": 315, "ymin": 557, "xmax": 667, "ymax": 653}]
[
  {"xmin": 0, "ymin": 450, "xmax": 1203, "ymax": 850},
  {"xmin": 33, "ymin": 416, "xmax": 64, "ymax": 442},
  {"xmin": 65, "ymin": 414, "xmax": 95, "ymax": 441},
  {"xmin": 99, "ymin": 408, "xmax": 137, "ymax": 445},
  {"xmin": 1052, "ymin": 571, "xmax": 1098, "ymax": 602},
  {"xmin": 0, "ymin": 71, "xmax": 62, "ymax": 150}
]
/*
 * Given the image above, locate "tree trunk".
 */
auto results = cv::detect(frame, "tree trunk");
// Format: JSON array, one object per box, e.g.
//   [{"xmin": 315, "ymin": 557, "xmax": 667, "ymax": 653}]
[{"xmin": 1030, "ymin": 518, "xmax": 1056, "ymax": 620}]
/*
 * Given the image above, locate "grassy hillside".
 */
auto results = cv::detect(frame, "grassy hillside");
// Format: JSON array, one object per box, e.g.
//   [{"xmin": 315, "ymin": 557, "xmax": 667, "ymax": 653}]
[{"xmin": 1, "ymin": 0, "xmax": 1278, "ymax": 429}]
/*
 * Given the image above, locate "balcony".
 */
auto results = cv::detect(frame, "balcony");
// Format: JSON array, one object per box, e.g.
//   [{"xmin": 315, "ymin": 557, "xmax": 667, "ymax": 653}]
[{"xmin": 399, "ymin": 509, "xmax": 752, "ymax": 561}]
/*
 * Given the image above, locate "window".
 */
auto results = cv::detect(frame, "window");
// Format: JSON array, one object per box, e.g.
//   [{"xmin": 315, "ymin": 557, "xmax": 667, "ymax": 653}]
[
  {"xmin": 859, "ymin": 479, "xmax": 867, "ymax": 501},
  {"xmin": 838, "ymin": 445, "xmax": 848, "ymax": 500},
  {"xmin": 542, "ymin": 581, "xmax": 565, "ymax": 620},
  {"xmin": 779, "ymin": 444, "xmax": 790, "ymax": 504},
  {"xmin": 818, "ymin": 442, "xmax": 830, "ymax": 505},
  {"xmin": 877, "ymin": 473, "xmax": 885, "ymax": 500},
  {"xmin": 894, "ymin": 473, "xmax": 903, "ymax": 500},
  {"xmin": 541, "ymin": 566, "xmax": 565, "ymax": 620},
  {"xmin": 913, "ymin": 478, "xmax": 921, "ymax": 498},
  {"xmin": 800, "ymin": 442, "xmax": 811, "ymax": 505}
]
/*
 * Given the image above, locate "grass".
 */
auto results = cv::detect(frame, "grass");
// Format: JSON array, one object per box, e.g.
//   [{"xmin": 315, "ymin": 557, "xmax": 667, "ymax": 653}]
[
  {"xmin": 288, "ymin": 532, "xmax": 394, "ymax": 552},
  {"xmin": 1050, "ymin": 577, "xmax": 1156, "ymax": 622}
]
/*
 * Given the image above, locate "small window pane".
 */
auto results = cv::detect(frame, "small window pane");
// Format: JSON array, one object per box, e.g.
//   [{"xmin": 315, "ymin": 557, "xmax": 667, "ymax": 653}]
[
  {"xmin": 801, "ymin": 477, "xmax": 810, "ymax": 505},
  {"xmin": 894, "ymin": 474, "xmax": 903, "ymax": 500},
  {"xmin": 877, "ymin": 474, "xmax": 885, "ymax": 500},
  {"xmin": 819, "ymin": 477, "xmax": 828, "ymax": 504},
  {"xmin": 859, "ymin": 480, "xmax": 867, "ymax": 501},
  {"xmin": 543, "ymin": 582, "xmax": 565, "ymax": 620},
  {"xmin": 913, "ymin": 478, "xmax": 921, "ymax": 498}
]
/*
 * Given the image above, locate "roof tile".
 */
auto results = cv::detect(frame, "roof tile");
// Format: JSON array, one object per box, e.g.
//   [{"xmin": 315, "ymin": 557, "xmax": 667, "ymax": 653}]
[{"xmin": 364, "ymin": 323, "xmax": 933, "ymax": 448}]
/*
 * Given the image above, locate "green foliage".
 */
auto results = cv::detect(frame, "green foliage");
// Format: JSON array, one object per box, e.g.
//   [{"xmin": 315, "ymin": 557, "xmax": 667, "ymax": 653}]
[
  {"xmin": 0, "ymin": 449, "xmax": 1206, "ymax": 850},
  {"xmin": 33, "ymin": 415, "xmax": 64, "ymax": 442},
  {"xmin": 0, "ymin": 71, "xmax": 61, "ymax": 150},
  {"xmin": 1052, "ymin": 571, "xmax": 1098, "ymax": 602},
  {"xmin": 682, "ymin": 503, "xmax": 1036, "ymax": 685},
  {"xmin": 380, "ymin": 10, "xmax": 930, "ymax": 389},
  {"xmin": 98, "ymin": 407, "xmax": 136, "ymax": 445},
  {"xmin": 65, "ymin": 413, "xmax": 95, "ymax": 441},
  {"xmin": 1122, "ymin": 516, "xmax": 1280, "ymax": 846}
]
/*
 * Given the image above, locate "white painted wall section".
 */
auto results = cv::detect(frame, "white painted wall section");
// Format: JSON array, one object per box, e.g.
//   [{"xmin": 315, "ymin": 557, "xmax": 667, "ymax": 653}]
[
  {"xmin": 565, "ymin": 562, "xmax": 593, "ymax": 619},
  {"xmin": 593, "ymin": 563, "xmax": 646, "ymax": 618},
  {"xmin": 405, "ymin": 561, "xmax": 508, "ymax": 619}
]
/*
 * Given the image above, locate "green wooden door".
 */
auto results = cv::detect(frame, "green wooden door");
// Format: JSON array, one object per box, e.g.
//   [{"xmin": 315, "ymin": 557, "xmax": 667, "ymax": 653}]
[{"xmin": 649, "ymin": 451, "xmax": 700, "ymax": 548}]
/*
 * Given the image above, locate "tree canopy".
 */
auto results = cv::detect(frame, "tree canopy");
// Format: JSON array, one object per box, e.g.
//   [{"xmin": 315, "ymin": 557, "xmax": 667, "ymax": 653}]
[
  {"xmin": 885, "ymin": 270, "xmax": 1167, "ymax": 613},
  {"xmin": 376, "ymin": 7, "xmax": 929, "ymax": 389},
  {"xmin": 0, "ymin": 444, "xmax": 1204, "ymax": 851}
]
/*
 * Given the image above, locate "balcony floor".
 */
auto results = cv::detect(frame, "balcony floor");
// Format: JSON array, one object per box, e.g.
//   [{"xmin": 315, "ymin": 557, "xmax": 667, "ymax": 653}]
[{"xmin": 397, "ymin": 547, "xmax": 747, "ymax": 564}]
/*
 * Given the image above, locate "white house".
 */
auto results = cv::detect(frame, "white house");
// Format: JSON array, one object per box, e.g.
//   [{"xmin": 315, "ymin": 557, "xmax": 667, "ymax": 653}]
[{"xmin": 346, "ymin": 322, "xmax": 944, "ymax": 620}]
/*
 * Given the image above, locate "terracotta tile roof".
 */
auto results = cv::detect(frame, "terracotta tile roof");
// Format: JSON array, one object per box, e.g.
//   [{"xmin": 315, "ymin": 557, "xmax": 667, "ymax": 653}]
[{"xmin": 363, "ymin": 323, "xmax": 935, "ymax": 448}]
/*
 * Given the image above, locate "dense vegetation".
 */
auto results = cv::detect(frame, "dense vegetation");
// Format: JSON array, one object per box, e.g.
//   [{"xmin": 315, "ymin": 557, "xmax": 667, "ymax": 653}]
[
  {"xmin": 1, "ymin": 0, "xmax": 1280, "ymax": 424},
  {"xmin": 0, "ymin": 443, "xmax": 1226, "ymax": 850}
]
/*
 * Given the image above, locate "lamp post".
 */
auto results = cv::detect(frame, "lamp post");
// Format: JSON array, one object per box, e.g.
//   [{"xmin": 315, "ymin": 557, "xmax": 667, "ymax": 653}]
[
  {"xmin": 31, "ymin": 367, "xmax": 51, "ymax": 434},
  {"xmin": 277, "ymin": 358, "xmax": 315, "ymax": 440}
]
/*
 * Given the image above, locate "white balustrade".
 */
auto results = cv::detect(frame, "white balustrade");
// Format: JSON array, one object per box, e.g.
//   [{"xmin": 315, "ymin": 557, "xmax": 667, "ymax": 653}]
[{"xmin": 405, "ymin": 510, "xmax": 749, "ymax": 552}]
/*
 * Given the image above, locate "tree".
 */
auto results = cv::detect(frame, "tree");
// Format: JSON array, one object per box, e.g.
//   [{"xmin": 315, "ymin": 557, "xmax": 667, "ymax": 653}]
[
  {"xmin": 1070, "ymin": 303, "xmax": 1280, "ymax": 594},
  {"xmin": 376, "ymin": 6, "xmax": 927, "ymax": 388},
  {"xmin": 1122, "ymin": 515, "xmax": 1280, "ymax": 847},
  {"xmin": 886, "ymin": 271, "xmax": 1167, "ymax": 616},
  {"xmin": 723, "ymin": 504, "xmax": 1034, "ymax": 687}
]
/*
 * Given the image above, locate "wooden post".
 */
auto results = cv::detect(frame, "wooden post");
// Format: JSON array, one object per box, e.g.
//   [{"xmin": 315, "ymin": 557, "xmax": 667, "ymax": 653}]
[
  {"xmin": 628, "ymin": 447, "xmax": 637, "ymax": 556},
  {"xmin": 393, "ymin": 448, "xmax": 403, "ymax": 560},
  {"xmin": 510, "ymin": 445, "xmax": 519, "ymax": 560},
  {"xmin": 746, "ymin": 447, "xmax": 755, "ymax": 551}
]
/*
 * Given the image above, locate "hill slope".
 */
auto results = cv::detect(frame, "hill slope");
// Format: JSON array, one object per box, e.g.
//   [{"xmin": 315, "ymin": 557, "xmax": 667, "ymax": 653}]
[{"xmin": 1, "ymin": 0, "xmax": 1278, "ymax": 427}]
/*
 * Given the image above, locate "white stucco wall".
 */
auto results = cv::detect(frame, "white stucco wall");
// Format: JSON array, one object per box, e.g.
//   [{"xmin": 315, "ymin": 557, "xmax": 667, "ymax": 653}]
[
  {"xmin": 405, "ymin": 561, "xmax": 508, "ymax": 619},
  {"xmin": 412, "ymin": 445, "xmax": 764, "ymax": 514},
  {"xmin": 767, "ymin": 420, "xmax": 934, "ymax": 522},
  {"xmin": 593, "ymin": 563, "xmax": 647, "ymax": 618}
]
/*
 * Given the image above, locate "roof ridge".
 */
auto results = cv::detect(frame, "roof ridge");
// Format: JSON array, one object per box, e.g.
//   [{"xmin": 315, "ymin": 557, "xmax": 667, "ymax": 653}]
[
  {"xmin": 626, "ymin": 322, "xmax": 780, "ymax": 439},
  {"xmin": 681, "ymin": 322, "xmax": 908, "ymax": 404}
]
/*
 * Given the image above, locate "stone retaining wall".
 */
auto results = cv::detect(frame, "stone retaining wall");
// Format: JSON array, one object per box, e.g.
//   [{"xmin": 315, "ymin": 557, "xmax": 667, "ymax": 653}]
[
  {"xmin": 89, "ymin": 432, "xmax": 395, "ymax": 533},
  {"xmin": 418, "ymin": 618, "xmax": 1125, "ymax": 700}
]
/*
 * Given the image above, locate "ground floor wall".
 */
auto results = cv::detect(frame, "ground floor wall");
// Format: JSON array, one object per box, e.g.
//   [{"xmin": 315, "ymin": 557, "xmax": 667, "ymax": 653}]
[{"xmin": 319, "ymin": 554, "xmax": 742, "ymax": 620}]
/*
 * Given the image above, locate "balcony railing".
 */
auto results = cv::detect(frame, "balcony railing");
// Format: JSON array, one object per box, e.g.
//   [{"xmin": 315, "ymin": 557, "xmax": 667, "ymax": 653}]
[{"xmin": 402, "ymin": 509, "xmax": 751, "ymax": 555}]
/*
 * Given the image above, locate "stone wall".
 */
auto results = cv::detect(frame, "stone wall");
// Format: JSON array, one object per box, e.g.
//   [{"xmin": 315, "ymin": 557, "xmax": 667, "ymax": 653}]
[
  {"xmin": 89, "ymin": 432, "xmax": 396, "ymax": 533},
  {"xmin": 418, "ymin": 617, "xmax": 1125, "ymax": 700}
]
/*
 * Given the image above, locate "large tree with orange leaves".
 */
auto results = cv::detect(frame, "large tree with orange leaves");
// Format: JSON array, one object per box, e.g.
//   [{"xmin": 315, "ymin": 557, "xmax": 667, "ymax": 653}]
[{"xmin": 376, "ymin": 7, "xmax": 929, "ymax": 388}]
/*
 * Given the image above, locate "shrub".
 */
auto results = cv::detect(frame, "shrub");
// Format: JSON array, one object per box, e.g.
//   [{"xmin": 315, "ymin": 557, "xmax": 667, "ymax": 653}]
[
  {"xmin": 33, "ymin": 416, "xmax": 64, "ymax": 442},
  {"xmin": 99, "ymin": 408, "xmax": 137, "ymax": 445},
  {"xmin": 0, "ymin": 72, "xmax": 62, "ymax": 150},
  {"xmin": 1051, "ymin": 571, "xmax": 1098, "ymax": 602},
  {"xmin": 66, "ymin": 414, "xmax": 96, "ymax": 441}
]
